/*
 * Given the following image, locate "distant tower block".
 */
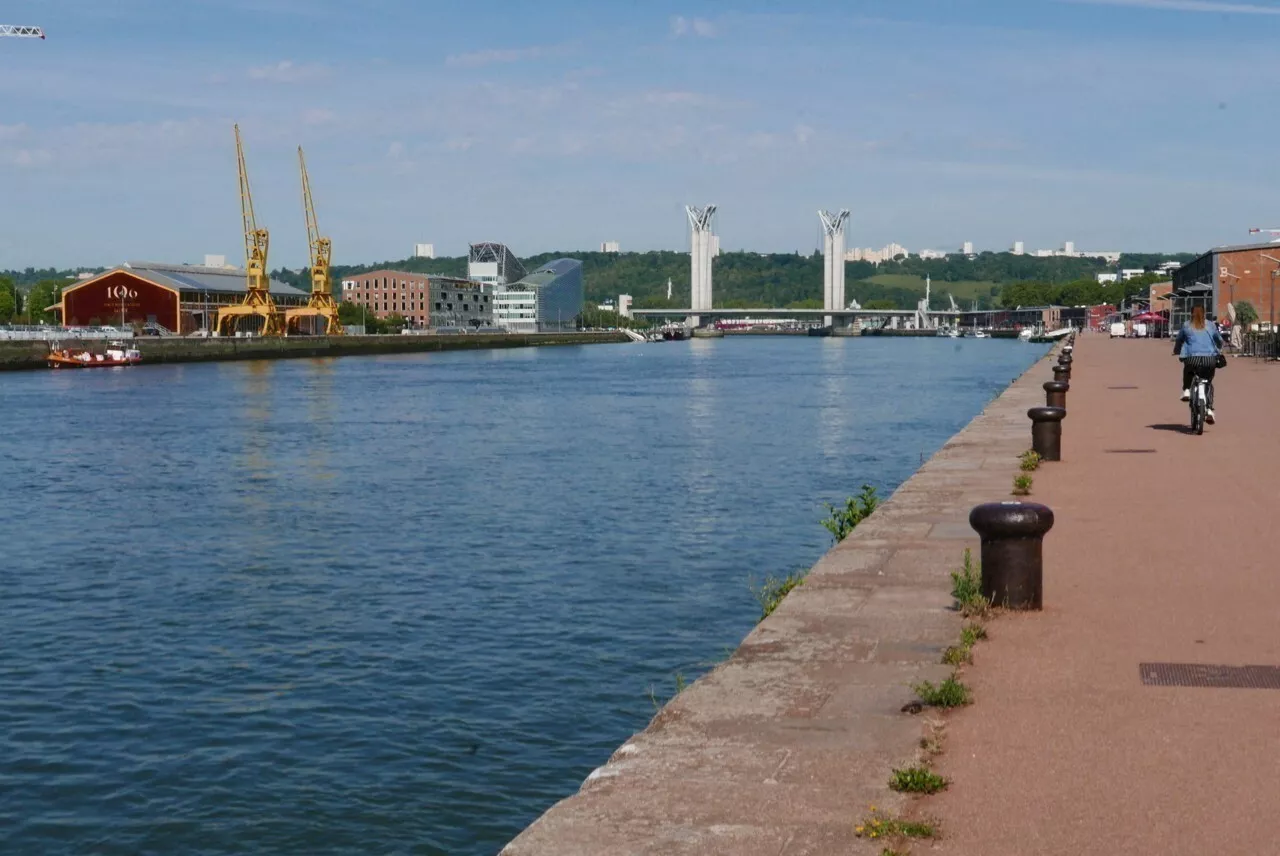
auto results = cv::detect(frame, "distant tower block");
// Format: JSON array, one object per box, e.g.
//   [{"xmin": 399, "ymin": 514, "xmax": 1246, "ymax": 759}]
[
  {"xmin": 819, "ymin": 209, "xmax": 850, "ymax": 328},
  {"xmin": 686, "ymin": 204, "xmax": 717, "ymax": 326}
]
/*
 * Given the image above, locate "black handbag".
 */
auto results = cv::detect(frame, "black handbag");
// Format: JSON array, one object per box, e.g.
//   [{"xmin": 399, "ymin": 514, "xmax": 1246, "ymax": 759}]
[{"xmin": 1216, "ymin": 353, "xmax": 1228, "ymax": 369}]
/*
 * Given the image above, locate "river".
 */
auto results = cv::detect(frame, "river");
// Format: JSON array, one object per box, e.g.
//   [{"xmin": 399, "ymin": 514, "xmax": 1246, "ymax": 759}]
[{"xmin": 0, "ymin": 337, "xmax": 1046, "ymax": 854}]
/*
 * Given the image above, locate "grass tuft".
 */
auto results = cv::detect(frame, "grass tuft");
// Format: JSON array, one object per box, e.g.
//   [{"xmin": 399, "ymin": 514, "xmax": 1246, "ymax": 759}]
[
  {"xmin": 950, "ymin": 549, "xmax": 990, "ymax": 617},
  {"xmin": 751, "ymin": 570, "xmax": 807, "ymax": 622},
  {"xmin": 855, "ymin": 807, "xmax": 938, "ymax": 843},
  {"xmin": 913, "ymin": 675, "xmax": 972, "ymax": 708},
  {"xmin": 1019, "ymin": 449, "xmax": 1041, "ymax": 472},
  {"xmin": 1012, "ymin": 473, "xmax": 1033, "ymax": 496},
  {"xmin": 821, "ymin": 484, "xmax": 879, "ymax": 542},
  {"xmin": 889, "ymin": 765, "xmax": 949, "ymax": 794}
]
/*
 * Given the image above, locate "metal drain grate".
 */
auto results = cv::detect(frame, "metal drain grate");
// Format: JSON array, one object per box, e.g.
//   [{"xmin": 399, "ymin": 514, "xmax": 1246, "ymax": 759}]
[
  {"xmin": 1140, "ymin": 662, "xmax": 1280, "ymax": 689},
  {"xmin": 1108, "ymin": 385, "xmax": 1140, "ymax": 389},
  {"xmin": 1105, "ymin": 449, "xmax": 1157, "ymax": 454}
]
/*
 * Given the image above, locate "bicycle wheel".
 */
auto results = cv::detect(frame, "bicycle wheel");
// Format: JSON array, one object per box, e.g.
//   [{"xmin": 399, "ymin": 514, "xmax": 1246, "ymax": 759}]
[{"xmin": 1191, "ymin": 391, "xmax": 1205, "ymax": 435}]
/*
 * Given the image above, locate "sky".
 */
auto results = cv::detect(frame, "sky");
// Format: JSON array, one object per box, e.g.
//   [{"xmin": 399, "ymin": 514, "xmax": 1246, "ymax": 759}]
[{"xmin": 3, "ymin": 0, "xmax": 1280, "ymax": 268}]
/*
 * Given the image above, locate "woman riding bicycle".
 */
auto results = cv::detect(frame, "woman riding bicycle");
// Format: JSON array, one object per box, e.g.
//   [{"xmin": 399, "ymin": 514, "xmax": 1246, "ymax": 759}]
[{"xmin": 1173, "ymin": 306, "xmax": 1224, "ymax": 424}]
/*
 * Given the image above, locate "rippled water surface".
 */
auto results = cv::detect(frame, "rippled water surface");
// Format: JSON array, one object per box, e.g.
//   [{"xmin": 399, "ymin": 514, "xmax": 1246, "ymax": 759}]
[{"xmin": 0, "ymin": 337, "xmax": 1045, "ymax": 854}]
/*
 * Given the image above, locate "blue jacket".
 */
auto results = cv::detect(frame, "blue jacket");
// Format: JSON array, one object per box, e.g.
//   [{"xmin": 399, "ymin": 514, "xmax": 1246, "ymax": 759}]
[{"xmin": 1174, "ymin": 322, "xmax": 1223, "ymax": 357}]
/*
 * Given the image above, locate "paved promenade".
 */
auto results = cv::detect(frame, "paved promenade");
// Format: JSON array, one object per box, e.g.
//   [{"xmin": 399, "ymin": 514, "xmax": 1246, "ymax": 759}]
[
  {"xmin": 505, "ymin": 347, "xmax": 1058, "ymax": 855},
  {"xmin": 928, "ymin": 337, "xmax": 1280, "ymax": 854}
]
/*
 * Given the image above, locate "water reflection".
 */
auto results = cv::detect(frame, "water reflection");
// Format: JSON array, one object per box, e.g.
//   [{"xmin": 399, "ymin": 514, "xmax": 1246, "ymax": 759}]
[{"xmin": 818, "ymin": 338, "xmax": 848, "ymax": 460}]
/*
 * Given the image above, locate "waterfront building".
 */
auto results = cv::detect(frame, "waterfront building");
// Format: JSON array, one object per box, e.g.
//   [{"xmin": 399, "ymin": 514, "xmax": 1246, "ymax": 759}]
[
  {"xmin": 341, "ymin": 270, "xmax": 493, "ymax": 329},
  {"xmin": 1174, "ymin": 240, "xmax": 1280, "ymax": 328},
  {"xmin": 618, "ymin": 294, "xmax": 633, "ymax": 318},
  {"xmin": 468, "ymin": 242, "xmax": 526, "ymax": 289},
  {"xmin": 505, "ymin": 258, "xmax": 584, "ymax": 332},
  {"xmin": 55, "ymin": 260, "xmax": 307, "ymax": 334}
]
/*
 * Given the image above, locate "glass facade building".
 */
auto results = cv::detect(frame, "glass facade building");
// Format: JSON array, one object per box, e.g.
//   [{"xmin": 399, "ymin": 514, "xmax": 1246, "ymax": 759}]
[{"xmin": 515, "ymin": 259, "xmax": 584, "ymax": 332}]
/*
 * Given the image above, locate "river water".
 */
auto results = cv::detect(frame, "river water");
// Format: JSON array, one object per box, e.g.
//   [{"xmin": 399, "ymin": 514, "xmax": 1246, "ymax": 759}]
[{"xmin": 0, "ymin": 337, "xmax": 1045, "ymax": 855}]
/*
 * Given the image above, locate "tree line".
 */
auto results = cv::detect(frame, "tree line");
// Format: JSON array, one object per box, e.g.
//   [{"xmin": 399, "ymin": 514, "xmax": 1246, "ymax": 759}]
[{"xmin": 0, "ymin": 276, "xmax": 63, "ymax": 324}]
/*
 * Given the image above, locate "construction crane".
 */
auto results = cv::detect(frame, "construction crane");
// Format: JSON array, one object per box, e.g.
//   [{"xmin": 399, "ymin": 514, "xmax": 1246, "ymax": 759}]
[
  {"xmin": 1248, "ymin": 228, "xmax": 1280, "ymax": 242},
  {"xmin": 0, "ymin": 25, "xmax": 45, "ymax": 38},
  {"xmin": 285, "ymin": 146, "xmax": 343, "ymax": 335},
  {"xmin": 216, "ymin": 125, "xmax": 283, "ymax": 336}
]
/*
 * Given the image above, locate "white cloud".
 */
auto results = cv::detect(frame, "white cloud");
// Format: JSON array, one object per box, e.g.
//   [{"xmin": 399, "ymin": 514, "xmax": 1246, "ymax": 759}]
[
  {"xmin": 0, "ymin": 123, "xmax": 29, "ymax": 142},
  {"xmin": 302, "ymin": 108, "xmax": 337, "ymax": 125},
  {"xmin": 670, "ymin": 16, "xmax": 717, "ymax": 37},
  {"xmin": 445, "ymin": 45, "xmax": 557, "ymax": 68},
  {"xmin": 794, "ymin": 124, "xmax": 815, "ymax": 145},
  {"xmin": 247, "ymin": 60, "xmax": 328, "ymax": 84},
  {"xmin": 643, "ymin": 90, "xmax": 712, "ymax": 106},
  {"xmin": 1062, "ymin": 0, "xmax": 1280, "ymax": 13},
  {"xmin": 386, "ymin": 140, "xmax": 406, "ymax": 159},
  {"xmin": 11, "ymin": 149, "xmax": 52, "ymax": 168}
]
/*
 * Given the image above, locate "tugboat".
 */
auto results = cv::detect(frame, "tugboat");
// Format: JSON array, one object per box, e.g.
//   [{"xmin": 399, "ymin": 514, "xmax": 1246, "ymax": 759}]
[{"xmin": 47, "ymin": 341, "xmax": 142, "ymax": 369}]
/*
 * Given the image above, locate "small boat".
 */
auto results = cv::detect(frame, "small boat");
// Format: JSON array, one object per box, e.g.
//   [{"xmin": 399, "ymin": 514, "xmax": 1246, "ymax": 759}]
[
  {"xmin": 972, "ymin": 330, "xmax": 989, "ymax": 339},
  {"xmin": 47, "ymin": 341, "xmax": 141, "ymax": 369},
  {"xmin": 807, "ymin": 325, "xmax": 832, "ymax": 337}
]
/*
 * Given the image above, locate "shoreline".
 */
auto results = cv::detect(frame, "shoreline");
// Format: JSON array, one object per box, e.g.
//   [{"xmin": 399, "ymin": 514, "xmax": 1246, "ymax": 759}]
[
  {"xmin": 502, "ymin": 342, "xmax": 1060, "ymax": 855},
  {"xmin": 0, "ymin": 331, "xmax": 631, "ymax": 372}
]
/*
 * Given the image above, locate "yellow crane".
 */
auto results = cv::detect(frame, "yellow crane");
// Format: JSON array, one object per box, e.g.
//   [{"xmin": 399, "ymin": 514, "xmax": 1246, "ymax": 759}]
[
  {"xmin": 216, "ymin": 124, "xmax": 283, "ymax": 336},
  {"xmin": 286, "ymin": 146, "xmax": 343, "ymax": 335}
]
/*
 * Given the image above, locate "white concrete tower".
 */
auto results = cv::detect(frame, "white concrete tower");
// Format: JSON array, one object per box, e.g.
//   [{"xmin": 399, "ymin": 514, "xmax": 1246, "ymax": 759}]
[
  {"xmin": 819, "ymin": 209, "xmax": 850, "ymax": 328},
  {"xmin": 686, "ymin": 205, "xmax": 716, "ymax": 326}
]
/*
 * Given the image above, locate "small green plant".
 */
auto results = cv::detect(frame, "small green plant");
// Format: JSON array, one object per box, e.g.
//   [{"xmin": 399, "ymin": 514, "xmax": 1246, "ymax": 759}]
[
  {"xmin": 752, "ymin": 570, "xmax": 807, "ymax": 621},
  {"xmin": 913, "ymin": 674, "xmax": 971, "ymax": 708},
  {"xmin": 648, "ymin": 671, "xmax": 692, "ymax": 710},
  {"xmin": 889, "ymin": 765, "xmax": 949, "ymax": 794},
  {"xmin": 855, "ymin": 807, "xmax": 938, "ymax": 842},
  {"xmin": 821, "ymin": 484, "xmax": 879, "ymax": 542},
  {"xmin": 1019, "ymin": 449, "xmax": 1041, "ymax": 471},
  {"xmin": 1012, "ymin": 473, "xmax": 1033, "ymax": 496},
  {"xmin": 941, "ymin": 644, "xmax": 971, "ymax": 665},
  {"xmin": 950, "ymin": 549, "xmax": 990, "ymax": 617},
  {"xmin": 960, "ymin": 623, "xmax": 988, "ymax": 646},
  {"xmin": 674, "ymin": 672, "xmax": 688, "ymax": 694}
]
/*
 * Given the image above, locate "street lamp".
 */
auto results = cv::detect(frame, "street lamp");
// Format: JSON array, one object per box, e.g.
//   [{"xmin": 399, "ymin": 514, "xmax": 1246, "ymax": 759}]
[{"xmin": 1260, "ymin": 253, "xmax": 1280, "ymax": 332}]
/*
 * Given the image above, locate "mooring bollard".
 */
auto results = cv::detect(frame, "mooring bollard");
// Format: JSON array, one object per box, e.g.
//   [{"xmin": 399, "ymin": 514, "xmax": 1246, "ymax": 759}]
[
  {"xmin": 1052, "ymin": 364, "xmax": 1069, "ymax": 384},
  {"xmin": 969, "ymin": 502, "xmax": 1055, "ymax": 610},
  {"xmin": 1028, "ymin": 405, "xmax": 1066, "ymax": 461},
  {"xmin": 1043, "ymin": 380, "xmax": 1068, "ymax": 410}
]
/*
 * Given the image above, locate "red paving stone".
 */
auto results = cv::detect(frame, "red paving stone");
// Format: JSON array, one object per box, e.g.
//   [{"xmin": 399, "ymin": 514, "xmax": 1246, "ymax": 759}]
[{"xmin": 926, "ymin": 336, "xmax": 1280, "ymax": 856}]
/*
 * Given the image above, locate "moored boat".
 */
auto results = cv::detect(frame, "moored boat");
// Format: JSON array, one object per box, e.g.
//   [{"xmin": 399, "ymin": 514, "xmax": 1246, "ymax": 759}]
[{"xmin": 47, "ymin": 341, "xmax": 141, "ymax": 369}]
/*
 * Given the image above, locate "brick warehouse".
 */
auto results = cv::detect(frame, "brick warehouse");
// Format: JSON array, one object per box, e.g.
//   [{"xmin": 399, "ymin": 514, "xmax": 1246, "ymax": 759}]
[
  {"xmin": 340, "ymin": 270, "xmax": 493, "ymax": 329},
  {"xmin": 56, "ymin": 261, "xmax": 306, "ymax": 333},
  {"xmin": 1174, "ymin": 241, "xmax": 1280, "ymax": 327}
]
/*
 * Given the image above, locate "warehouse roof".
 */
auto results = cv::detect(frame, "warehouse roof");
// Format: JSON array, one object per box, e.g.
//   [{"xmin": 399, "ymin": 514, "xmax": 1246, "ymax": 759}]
[{"xmin": 120, "ymin": 261, "xmax": 305, "ymax": 296}]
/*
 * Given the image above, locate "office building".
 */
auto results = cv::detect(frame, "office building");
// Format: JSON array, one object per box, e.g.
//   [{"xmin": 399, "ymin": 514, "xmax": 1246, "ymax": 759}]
[
  {"xmin": 618, "ymin": 294, "xmax": 633, "ymax": 318},
  {"xmin": 340, "ymin": 270, "xmax": 493, "ymax": 329},
  {"xmin": 1011, "ymin": 241, "xmax": 1025, "ymax": 255},
  {"xmin": 413, "ymin": 243, "xmax": 436, "ymax": 259},
  {"xmin": 468, "ymin": 242, "xmax": 526, "ymax": 288},
  {"xmin": 962, "ymin": 241, "xmax": 975, "ymax": 255},
  {"xmin": 512, "ymin": 258, "xmax": 584, "ymax": 332},
  {"xmin": 600, "ymin": 241, "xmax": 621, "ymax": 253}
]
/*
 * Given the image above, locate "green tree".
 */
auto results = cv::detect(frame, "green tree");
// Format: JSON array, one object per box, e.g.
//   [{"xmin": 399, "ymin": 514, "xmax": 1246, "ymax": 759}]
[
  {"xmin": 0, "ymin": 277, "xmax": 17, "ymax": 323},
  {"xmin": 25, "ymin": 279, "xmax": 62, "ymax": 324},
  {"xmin": 863, "ymin": 299, "xmax": 897, "ymax": 310},
  {"xmin": 1234, "ymin": 301, "xmax": 1259, "ymax": 327},
  {"xmin": 337, "ymin": 300, "xmax": 367, "ymax": 327}
]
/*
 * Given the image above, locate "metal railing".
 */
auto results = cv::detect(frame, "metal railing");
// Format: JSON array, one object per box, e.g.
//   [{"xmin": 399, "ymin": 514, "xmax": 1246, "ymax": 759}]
[{"xmin": 0, "ymin": 325, "xmax": 136, "ymax": 341}]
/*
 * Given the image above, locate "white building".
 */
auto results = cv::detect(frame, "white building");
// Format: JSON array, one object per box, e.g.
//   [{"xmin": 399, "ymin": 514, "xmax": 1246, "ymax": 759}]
[
  {"xmin": 1011, "ymin": 241, "xmax": 1025, "ymax": 255},
  {"xmin": 1121, "ymin": 268, "xmax": 1146, "ymax": 281},
  {"xmin": 413, "ymin": 243, "xmax": 435, "ymax": 259},
  {"xmin": 1097, "ymin": 273, "xmax": 1119, "ymax": 284},
  {"xmin": 962, "ymin": 241, "xmax": 975, "ymax": 255},
  {"xmin": 600, "ymin": 241, "xmax": 620, "ymax": 253},
  {"xmin": 494, "ymin": 289, "xmax": 537, "ymax": 333},
  {"xmin": 917, "ymin": 249, "xmax": 948, "ymax": 260},
  {"xmin": 1062, "ymin": 241, "xmax": 1076, "ymax": 255},
  {"xmin": 204, "ymin": 254, "xmax": 229, "ymax": 268},
  {"xmin": 845, "ymin": 242, "xmax": 909, "ymax": 264},
  {"xmin": 618, "ymin": 294, "xmax": 633, "ymax": 318}
]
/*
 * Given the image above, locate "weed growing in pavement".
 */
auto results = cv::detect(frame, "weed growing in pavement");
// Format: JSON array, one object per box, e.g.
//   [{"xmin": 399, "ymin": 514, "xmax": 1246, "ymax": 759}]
[
  {"xmin": 751, "ymin": 570, "xmax": 807, "ymax": 622},
  {"xmin": 1012, "ymin": 474, "xmax": 1033, "ymax": 496},
  {"xmin": 950, "ymin": 549, "xmax": 990, "ymax": 617},
  {"xmin": 1019, "ymin": 449, "xmax": 1041, "ymax": 472},
  {"xmin": 913, "ymin": 674, "xmax": 972, "ymax": 708},
  {"xmin": 889, "ymin": 765, "xmax": 949, "ymax": 795},
  {"xmin": 821, "ymin": 484, "xmax": 879, "ymax": 542},
  {"xmin": 855, "ymin": 807, "xmax": 938, "ymax": 843},
  {"xmin": 647, "ymin": 671, "xmax": 691, "ymax": 711}
]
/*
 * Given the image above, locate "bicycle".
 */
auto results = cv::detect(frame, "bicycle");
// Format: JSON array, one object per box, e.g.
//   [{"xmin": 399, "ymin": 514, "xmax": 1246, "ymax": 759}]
[{"xmin": 1187, "ymin": 366, "xmax": 1212, "ymax": 435}]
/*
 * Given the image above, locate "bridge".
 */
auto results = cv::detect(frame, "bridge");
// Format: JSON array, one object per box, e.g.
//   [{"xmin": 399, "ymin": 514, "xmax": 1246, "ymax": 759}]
[{"xmin": 631, "ymin": 306, "xmax": 970, "ymax": 329}]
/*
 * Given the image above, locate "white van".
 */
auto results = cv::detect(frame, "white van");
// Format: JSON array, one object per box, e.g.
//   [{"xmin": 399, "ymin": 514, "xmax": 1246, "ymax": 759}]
[{"xmin": 1109, "ymin": 322, "xmax": 1125, "ymax": 338}]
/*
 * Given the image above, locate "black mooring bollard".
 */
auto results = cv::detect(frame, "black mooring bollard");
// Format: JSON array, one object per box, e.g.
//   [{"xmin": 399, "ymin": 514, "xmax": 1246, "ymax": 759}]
[
  {"xmin": 1052, "ymin": 364, "xmax": 1069, "ymax": 384},
  {"xmin": 1028, "ymin": 405, "xmax": 1066, "ymax": 461},
  {"xmin": 1043, "ymin": 380, "xmax": 1068, "ymax": 410},
  {"xmin": 969, "ymin": 502, "xmax": 1055, "ymax": 610}
]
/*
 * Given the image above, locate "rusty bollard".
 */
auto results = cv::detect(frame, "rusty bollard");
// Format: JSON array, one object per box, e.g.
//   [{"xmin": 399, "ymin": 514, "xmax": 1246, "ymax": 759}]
[
  {"xmin": 1028, "ymin": 405, "xmax": 1066, "ymax": 461},
  {"xmin": 1052, "ymin": 364, "xmax": 1069, "ymax": 384},
  {"xmin": 969, "ymin": 502, "xmax": 1055, "ymax": 610},
  {"xmin": 1043, "ymin": 380, "xmax": 1068, "ymax": 410}
]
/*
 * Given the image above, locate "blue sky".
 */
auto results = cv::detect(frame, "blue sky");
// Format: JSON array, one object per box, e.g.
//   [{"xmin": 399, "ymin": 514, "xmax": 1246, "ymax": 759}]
[{"xmin": 3, "ymin": 0, "xmax": 1280, "ymax": 268}]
